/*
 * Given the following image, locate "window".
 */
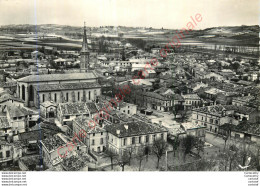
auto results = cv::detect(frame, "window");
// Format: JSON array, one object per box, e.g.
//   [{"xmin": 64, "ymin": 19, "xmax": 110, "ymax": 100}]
[
  {"xmin": 201, "ymin": 117, "xmax": 203, "ymax": 121},
  {"xmin": 132, "ymin": 137, "xmax": 135, "ymax": 144},
  {"xmin": 42, "ymin": 94, "xmax": 45, "ymax": 102},
  {"xmin": 78, "ymin": 92, "xmax": 80, "ymax": 101},
  {"xmin": 92, "ymin": 139, "xmax": 95, "ymax": 145},
  {"xmin": 210, "ymin": 119, "xmax": 213, "ymax": 123},
  {"xmin": 161, "ymin": 133, "xmax": 163, "ymax": 139},
  {"xmin": 152, "ymin": 135, "xmax": 155, "ymax": 142},
  {"xmin": 215, "ymin": 120, "xmax": 219, "ymax": 124},
  {"xmin": 54, "ymin": 93, "xmax": 57, "ymax": 102},
  {"xmin": 128, "ymin": 110, "xmax": 130, "ymax": 114},
  {"xmin": 93, "ymin": 133, "xmax": 95, "ymax": 137},
  {"xmin": 6, "ymin": 150, "xmax": 10, "ymax": 158},
  {"xmin": 197, "ymin": 115, "xmax": 198, "ymax": 119},
  {"xmin": 123, "ymin": 138, "xmax": 126, "ymax": 146},
  {"xmin": 65, "ymin": 116, "xmax": 70, "ymax": 119},
  {"xmin": 0, "ymin": 145, "xmax": 1, "ymax": 150},
  {"xmin": 100, "ymin": 138, "xmax": 103, "ymax": 145},
  {"xmin": 89, "ymin": 91, "xmax": 91, "ymax": 100},
  {"xmin": 0, "ymin": 152, "xmax": 2, "ymax": 158},
  {"xmin": 139, "ymin": 136, "xmax": 141, "ymax": 143},
  {"xmin": 146, "ymin": 135, "xmax": 149, "ymax": 143},
  {"xmin": 66, "ymin": 93, "xmax": 69, "ymax": 101},
  {"xmin": 101, "ymin": 132, "xmax": 103, "ymax": 135}
]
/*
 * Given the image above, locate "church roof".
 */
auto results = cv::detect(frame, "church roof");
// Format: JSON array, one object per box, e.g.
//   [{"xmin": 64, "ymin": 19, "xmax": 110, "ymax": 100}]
[
  {"xmin": 34, "ymin": 82, "xmax": 101, "ymax": 92},
  {"xmin": 18, "ymin": 72, "xmax": 97, "ymax": 83}
]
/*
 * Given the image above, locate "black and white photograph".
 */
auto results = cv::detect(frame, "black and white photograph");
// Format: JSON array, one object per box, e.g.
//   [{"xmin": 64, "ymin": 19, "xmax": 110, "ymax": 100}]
[{"xmin": 0, "ymin": 0, "xmax": 259, "ymax": 185}]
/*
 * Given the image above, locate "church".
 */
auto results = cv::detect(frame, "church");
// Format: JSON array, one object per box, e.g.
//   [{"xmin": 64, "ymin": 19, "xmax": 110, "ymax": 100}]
[{"xmin": 16, "ymin": 23, "xmax": 101, "ymax": 108}]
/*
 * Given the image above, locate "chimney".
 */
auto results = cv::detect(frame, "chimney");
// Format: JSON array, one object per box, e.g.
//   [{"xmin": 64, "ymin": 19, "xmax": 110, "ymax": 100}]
[
  {"xmin": 124, "ymin": 124, "xmax": 128, "ymax": 130},
  {"xmin": 116, "ymin": 130, "xmax": 120, "ymax": 135}
]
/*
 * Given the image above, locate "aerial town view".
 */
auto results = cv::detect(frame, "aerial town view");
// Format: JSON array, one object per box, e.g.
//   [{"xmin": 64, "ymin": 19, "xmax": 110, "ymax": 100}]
[{"xmin": 0, "ymin": 0, "xmax": 259, "ymax": 175}]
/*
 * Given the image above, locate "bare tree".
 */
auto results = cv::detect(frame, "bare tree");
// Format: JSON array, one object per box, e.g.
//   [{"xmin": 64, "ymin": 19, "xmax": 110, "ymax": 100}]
[
  {"xmin": 171, "ymin": 137, "xmax": 180, "ymax": 157},
  {"xmin": 180, "ymin": 135, "xmax": 197, "ymax": 162},
  {"xmin": 179, "ymin": 110, "xmax": 188, "ymax": 122},
  {"xmin": 195, "ymin": 138, "xmax": 205, "ymax": 156},
  {"xmin": 136, "ymin": 145, "xmax": 146, "ymax": 171},
  {"xmin": 127, "ymin": 146, "xmax": 135, "ymax": 166},
  {"xmin": 104, "ymin": 149, "xmax": 117, "ymax": 170},
  {"xmin": 217, "ymin": 144, "xmax": 239, "ymax": 171},
  {"xmin": 117, "ymin": 151, "xmax": 130, "ymax": 171},
  {"xmin": 152, "ymin": 139, "xmax": 167, "ymax": 169}
]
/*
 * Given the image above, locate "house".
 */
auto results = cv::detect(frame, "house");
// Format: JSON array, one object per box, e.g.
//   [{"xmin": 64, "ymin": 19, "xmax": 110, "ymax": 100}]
[
  {"xmin": 0, "ymin": 117, "xmax": 11, "ymax": 141},
  {"xmin": 31, "ymin": 51, "xmax": 44, "ymax": 60},
  {"xmin": 104, "ymin": 121, "xmax": 168, "ymax": 155},
  {"xmin": 182, "ymin": 94, "xmax": 201, "ymax": 110},
  {"xmin": 57, "ymin": 102, "xmax": 98, "ymax": 125},
  {"xmin": 40, "ymin": 101, "xmax": 57, "ymax": 118},
  {"xmin": 192, "ymin": 105, "xmax": 259, "ymax": 134},
  {"xmin": 204, "ymin": 72, "xmax": 224, "ymax": 82},
  {"xmin": 0, "ymin": 141, "xmax": 22, "ymax": 166},
  {"xmin": 181, "ymin": 122, "xmax": 206, "ymax": 141},
  {"xmin": 232, "ymin": 95, "xmax": 255, "ymax": 107},
  {"xmin": 40, "ymin": 133, "xmax": 71, "ymax": 166},
  {"xmin": 143, "ymin": 92, "xmax": 173, "ymax": 112},
  {"xmin": 6, "ymin": 105, "xmax": 39, "ymax": 133},
  {"xmin": 73, "ymin": 117, "xmax": 106, "ymax": 153}
]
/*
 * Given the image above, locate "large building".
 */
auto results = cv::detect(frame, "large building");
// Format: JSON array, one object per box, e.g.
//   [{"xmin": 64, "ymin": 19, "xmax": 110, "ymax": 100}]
[
  {"xmin": 105, "ymin": 121, "xmax": 168, "ymax": 155},
  {"xmin": 17, "ymin": 72, "xmax": 100, "ymax": 107}
]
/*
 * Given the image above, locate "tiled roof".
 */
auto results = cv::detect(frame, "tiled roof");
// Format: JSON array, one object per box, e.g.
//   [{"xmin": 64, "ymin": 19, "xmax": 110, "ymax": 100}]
[
  {"xmin": 7, "ymin": 106, "xmax": 37, "ymax": 118},
  {"xmin": 182, "ymin": 122, "xmax": 205, "ymax": 130},
  {"xmin": 0, "ymin": 117, "xmax": 10, "ymax": 129},
  {"xmin": 74, "ymin": 116, "xmax": 106, "ymax": 133},
  {"xmin": 144, "ymin": 92, "xmax": 171, "ymax": 101},
  {"xmin": 18, "ymin": 72, "xmax": 97, "ymax": 83},
  {"xmin": 40, "ymin": 101, "xmax": 57, "ymax": 108},
  {"xmin": 41, "ymin": 134, "xmax": 66, "ymax": 152},
  {"xmin": 234, "ymin": 122, "xmax": 260, "ymax": 136},
  {"xmin": 59, "ymin": 102, "xmax": 98, "ymax": 115},
  {"xmin": 193, "ymin": 105, "xmax": 257, "ymax": 116},
  {"xmin": 35, "ymin": 82, "xmax": 101, "ymax": 92},
  {"xmin": 105, "ymin": 121, "xmax": 167, "ymax": 138},
  {"xmin": 182, "ymin": 94, "xmax": 200, "ymax": 100},
  {"xmin": 232, "ymin": 96, "xmax": 255, "ymax": 103},
  {"xmin": 0, "ymin": 94, "xmax": 24, "ymax": 103}
]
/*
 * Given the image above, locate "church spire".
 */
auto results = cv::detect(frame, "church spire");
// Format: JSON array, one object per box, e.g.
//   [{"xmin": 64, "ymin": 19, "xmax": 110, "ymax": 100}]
[
  {"xmin": 82, "ymin": 21, "xmax": 89, "ymax": 52},
  {"xmin": 80, "ymin": 21, "xmax": 90, "ymax": 72}
]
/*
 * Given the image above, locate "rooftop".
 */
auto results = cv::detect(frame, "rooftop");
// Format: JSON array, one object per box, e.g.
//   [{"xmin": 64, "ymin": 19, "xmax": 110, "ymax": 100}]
[
  {"xmin": 59, "ymin": 102, "xmax": 98, "ymax": 116},
  {"xmin": 41, "ymin": 134, "xmax": 66, "ymax": 152},
  {"xmin": 18, "ymin": 72, "xmax": 97, "ymax": 83},
  {"xmin": 35, "ymin": 82, "xmax": 101, "ymax": 92},
  {"xmin": 105, "ymin": 121, "xmax": 167, "ymax": 138},
  {"xmin": 0, "ymin": 117, "xmax": 10, "ymax": 129}
]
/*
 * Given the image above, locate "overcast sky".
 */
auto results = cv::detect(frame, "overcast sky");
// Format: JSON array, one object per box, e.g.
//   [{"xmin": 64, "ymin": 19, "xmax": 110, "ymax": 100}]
[{"xmin": 0, "ymin": 0, "xmax": 258, "ymax": 29}]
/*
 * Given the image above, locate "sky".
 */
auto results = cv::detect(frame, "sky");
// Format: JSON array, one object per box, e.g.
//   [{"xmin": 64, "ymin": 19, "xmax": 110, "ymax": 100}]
[{"xmin": 0, "ymin": 0, "xmax": 258, "ymax": 29}]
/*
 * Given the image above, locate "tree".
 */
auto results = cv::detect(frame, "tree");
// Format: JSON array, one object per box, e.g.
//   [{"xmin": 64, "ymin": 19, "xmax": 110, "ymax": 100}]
[
  {"xmin": 181, "ymin": 135, "xmax": 197, "ymax": 162},
  {"xmin": 117, "ymin": 151, "xmax": 130, "ymax": 171},
  {"xmin": 179, "ymin": 110, "xmax": 188, "ymax": 122},
  {"xmin": 171, "ymin": 137, "xmax": 180, "ymax": 157},
  {"xmin": 104, "ymin": 149, "xmax": 117, "ymax": 170},
  {"xmin": 230, "ymin": 62, "xmax": 240, "ymax": 72},
  {"xmin": 217, "ymin": 144, "xmax": 239, "ymax": 171},
  {"xmin": 195, "ymin": 138, "xmax": 205, "ymax": 156},
  {"xmin": 136, "ymin": 145, "xmax": 146, "ymax": 171},
  {"xmin": 127, "ymin": 146, "xmax": 135, "ymax": 166},
  {"xmin": 152, "ymin": 139, "xmax": 167, "ymax": 169},
  {"xmin": 219, "ymin": 123, "xmax": 233, "ymax": 150}
]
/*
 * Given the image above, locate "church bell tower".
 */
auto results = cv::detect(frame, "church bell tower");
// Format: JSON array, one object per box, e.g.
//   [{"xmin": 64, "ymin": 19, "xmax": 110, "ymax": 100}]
[{"xmin": 80, "ymin": 22, "xmax": 90, "ymax": 72}]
